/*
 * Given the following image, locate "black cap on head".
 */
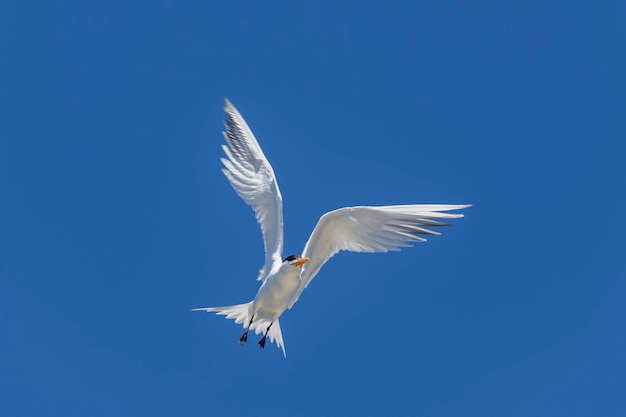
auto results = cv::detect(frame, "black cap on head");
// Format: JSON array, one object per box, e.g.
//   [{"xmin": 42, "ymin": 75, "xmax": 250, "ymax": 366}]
[{"xmin": 282, "ymin": 254, "xmax": 301, "ymax": 262}]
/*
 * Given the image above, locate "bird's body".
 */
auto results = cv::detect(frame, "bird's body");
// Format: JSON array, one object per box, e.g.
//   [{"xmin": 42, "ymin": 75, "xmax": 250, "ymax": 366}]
[
  {"xmin": 254, "ymin": 257, "xmax": 302, "ymax": 317},
  {"xmin": 194, "ymin": 99, "xmax": 470, "ymax": 356}
]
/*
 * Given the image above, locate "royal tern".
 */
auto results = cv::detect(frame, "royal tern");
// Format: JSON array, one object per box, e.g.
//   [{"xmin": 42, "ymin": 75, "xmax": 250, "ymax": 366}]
[{"xmin": 194, "ymin": 99, "xmax": 470, "ymax": 356}]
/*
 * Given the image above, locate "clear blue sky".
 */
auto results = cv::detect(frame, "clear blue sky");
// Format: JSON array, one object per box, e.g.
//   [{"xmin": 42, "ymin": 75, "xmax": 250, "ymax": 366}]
[{"xmin": 1, "ymin": 1, "xmax": 625, "ymax": 416}]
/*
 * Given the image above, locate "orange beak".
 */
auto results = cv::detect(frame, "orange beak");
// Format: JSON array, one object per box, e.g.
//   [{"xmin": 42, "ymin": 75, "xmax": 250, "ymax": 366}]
[{"xmin": 292, "ymin": 257, "xmax": 310, "ymax": 267}]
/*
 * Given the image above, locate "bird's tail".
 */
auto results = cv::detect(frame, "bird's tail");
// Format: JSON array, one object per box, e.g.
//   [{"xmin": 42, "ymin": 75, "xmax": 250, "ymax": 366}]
[
  {"xmin": 193, "ymin": 302, "xmax": 253, "ymax": 326},
  {"xmin": 193, "ymin": 302, "xmax": 286, "ymax": 357}
]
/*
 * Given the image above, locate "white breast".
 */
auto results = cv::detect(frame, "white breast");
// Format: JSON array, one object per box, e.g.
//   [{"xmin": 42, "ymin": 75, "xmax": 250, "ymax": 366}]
[{"xmin": 254, "ymin": 265, "xmax": 301, "ymax": 314}]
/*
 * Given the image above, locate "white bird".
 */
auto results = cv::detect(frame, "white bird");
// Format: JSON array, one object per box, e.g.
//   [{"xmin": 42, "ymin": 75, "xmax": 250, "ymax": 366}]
[{"xmin": 194, "ymin": 99, "xmax": 470, "ymax": 356}]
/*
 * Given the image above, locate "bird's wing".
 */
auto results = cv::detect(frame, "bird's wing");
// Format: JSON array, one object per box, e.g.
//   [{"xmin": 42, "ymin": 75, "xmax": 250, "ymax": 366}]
[
  {"xmin": 221, "ymin": 99, "xmax": 284, "ymax": 280},
  {"xmin": 288, "ymin": 204, "xmax": 470, "ymax": 308}
]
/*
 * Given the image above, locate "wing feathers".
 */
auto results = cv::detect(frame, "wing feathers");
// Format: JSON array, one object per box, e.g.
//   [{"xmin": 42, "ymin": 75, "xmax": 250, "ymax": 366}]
[
  {"xmin": 288, "ymin": 204, "xmax": 470, "ymax": 308},
  {"xmin": 221, "ymin": 99, "xmax": 284, "ymax": 281}
]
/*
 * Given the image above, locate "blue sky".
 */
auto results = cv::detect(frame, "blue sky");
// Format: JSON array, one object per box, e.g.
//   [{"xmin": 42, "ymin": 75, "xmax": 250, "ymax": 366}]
[{"xmin": 1, "ymin": 1, "xmax": 625, "ymax": 416}]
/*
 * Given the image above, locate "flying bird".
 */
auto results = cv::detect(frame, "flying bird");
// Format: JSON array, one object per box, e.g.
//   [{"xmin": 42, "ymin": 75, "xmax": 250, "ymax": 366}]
[{"xmin": 194, "ymin": 99, "xmax": 470, "ymax": 356}]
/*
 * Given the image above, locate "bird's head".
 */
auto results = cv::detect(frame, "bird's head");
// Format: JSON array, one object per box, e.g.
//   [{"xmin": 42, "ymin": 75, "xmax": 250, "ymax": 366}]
[{"xmin": 282, "ymin": 254, "xmax": 310, "ymax": 268}]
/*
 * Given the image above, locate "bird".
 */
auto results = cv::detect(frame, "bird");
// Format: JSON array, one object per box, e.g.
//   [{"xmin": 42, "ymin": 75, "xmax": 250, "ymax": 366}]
[{"xmin": 193, "ymin": 99, "xmax": 470, "ymax": 356}]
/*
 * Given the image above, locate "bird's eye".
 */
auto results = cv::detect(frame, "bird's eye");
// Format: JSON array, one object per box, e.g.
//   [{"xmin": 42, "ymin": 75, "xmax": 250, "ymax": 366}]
[{"xmin": 283, "ymin": 254, "xmax": 299, "ymax": 263}]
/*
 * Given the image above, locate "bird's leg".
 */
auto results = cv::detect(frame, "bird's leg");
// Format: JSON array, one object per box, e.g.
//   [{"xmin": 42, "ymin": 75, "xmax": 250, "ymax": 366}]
[
  {"xmin": 258, "ymin": 322, "xmax": 273, "ymax": 349},
  {"xmin": 240, "ymin": 314, "xmax": 255, "ymax": 344}
]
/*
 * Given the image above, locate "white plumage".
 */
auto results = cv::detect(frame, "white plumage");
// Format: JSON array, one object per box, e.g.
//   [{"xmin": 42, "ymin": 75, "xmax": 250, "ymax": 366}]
[{"xmin": 194, "ymin": 99, "xmax": 470, "ymax": 357}]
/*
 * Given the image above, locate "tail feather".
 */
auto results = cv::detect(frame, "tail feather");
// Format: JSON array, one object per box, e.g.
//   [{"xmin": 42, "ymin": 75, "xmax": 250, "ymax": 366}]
[
  {"xmin": 193, "ymin": 302, "xmax": 286, "ymax": 357},
  {"xmin": 192, "ymin": 302, "xmax": 253, "ymax": 325},
  {"xmin": 267, "ymin": 319, "xmax": 286, "ymax": 357}
]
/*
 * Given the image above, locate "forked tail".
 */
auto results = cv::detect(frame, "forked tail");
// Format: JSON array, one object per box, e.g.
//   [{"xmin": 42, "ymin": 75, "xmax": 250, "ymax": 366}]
[{"xmin": 193, "ymin": 302, "xmax": 286, "ymax": 357}]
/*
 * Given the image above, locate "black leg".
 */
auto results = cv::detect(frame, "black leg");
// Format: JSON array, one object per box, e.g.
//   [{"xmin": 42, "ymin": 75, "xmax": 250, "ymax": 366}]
[
  {"xmin": 239, "ymin": 314, "xmax": 255, "ymax": 344},
  {"xmin": 258, "ymin": 322, "xmax": 273, "ymax": 349}
]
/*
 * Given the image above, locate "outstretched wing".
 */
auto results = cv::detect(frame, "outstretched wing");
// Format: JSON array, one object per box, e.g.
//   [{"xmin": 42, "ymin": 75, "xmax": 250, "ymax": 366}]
[
  {"xmin": 288, "ymin": 204, "xmax": 470, "ymax": 308},
  {"xmin": 220, "ymin": 99, "xmax": 284, "ymax": 280}
]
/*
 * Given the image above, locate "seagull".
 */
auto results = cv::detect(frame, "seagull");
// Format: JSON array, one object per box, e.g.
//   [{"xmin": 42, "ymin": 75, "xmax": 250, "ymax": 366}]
[{"xmin": 194, "ymin": 99, "xmax": 470, "ymax": 356}]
